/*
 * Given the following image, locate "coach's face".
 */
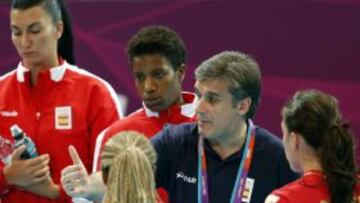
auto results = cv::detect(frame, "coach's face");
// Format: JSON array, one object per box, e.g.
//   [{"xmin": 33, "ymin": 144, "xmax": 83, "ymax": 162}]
[{"xmin": 195, "ymin": 78, "xmax": 246, "ymax": 142}]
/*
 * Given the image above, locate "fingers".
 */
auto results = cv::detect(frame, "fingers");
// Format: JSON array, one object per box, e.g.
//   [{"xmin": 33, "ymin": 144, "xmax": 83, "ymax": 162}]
[
  {"xmin": 64, "ymin": 178, "xmax": 87, "ymax": 189},
  {"xmin": 26, "ymin": 154, "xmax": 50, "ymax": 177},
  {"xmin": 6, "ymin": 153, "xmax": 51, "ymax": 187},
  {"xmin": 63, "ymin": 146, "xmax": 88, "ymax": 182},
  {"xmin": 68, "ymin": 145, "xmax": 83, "ymax": 166},
  {"xmin": 61, "ymin": 165, "xmax": 86, "ymax": 185},
  {"xmin": 61, "ymin": 146, "xmax": 91, "ymax": 198},
  {"xmin": 27, "ymin": 154, "xmax": 50, "ymax": 167},
  {"xmin": 62, "ymin": 185, "xmax": 85, "ymax": 198},
  {"xmin": 62, "ymin": 174, "xmax": 88, "ymax": 198},
  {"xmin": 32, "ymin": 165, "xmax": 50, "ymax": 179},
  {"xmin": 61, "ymin": 176, "xmax": 87, "ymax": 197},
  {"xmin": 61, "ymin": 164, "xmax": 89, "ymax": 198},
  {"xmin": 11, "ymin": 145, "xmax": 27, "ymax": 160},
  {"xmin": 26, "ymin": 155, "xmax": 51, "ymax": 184},
  {"xmin": 30, "ymin": 171, "xmax": 51, "ymax": 184},
  {"xmin": 61, "ymin": 165, "xmax": 83, "ymax": 177}
]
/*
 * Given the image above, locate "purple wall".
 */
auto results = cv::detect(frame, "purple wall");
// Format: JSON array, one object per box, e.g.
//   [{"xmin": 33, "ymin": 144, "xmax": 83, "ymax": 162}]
[{"xmin": 1, "ymin": 0, "xmax": 359, "ymax": 161}]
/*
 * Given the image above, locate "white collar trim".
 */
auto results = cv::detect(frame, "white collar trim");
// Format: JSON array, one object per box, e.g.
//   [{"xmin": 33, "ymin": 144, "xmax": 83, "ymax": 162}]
[
  {"xmin": 180, "ymin": 93, "xmax": 198, "ymax": 118},
  {"xmin": 144, "ymin": 106, "xmax": 160, "ymax": 117},
  {"xmin": 143, "ymin": 92, "xmax": 198, "ymax": 118},
  {"xmin": 16, "ymin": 61, "xmax": 68, "ymax": 82}
]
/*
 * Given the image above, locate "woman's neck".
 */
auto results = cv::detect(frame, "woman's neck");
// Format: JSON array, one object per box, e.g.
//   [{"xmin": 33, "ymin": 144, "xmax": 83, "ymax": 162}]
[
  {"xmin": 300, "ymin": 153, "xmax": 323, "ymax": 173},
  {"xmin": 26, "ymin": 56, "xmax": 59, "ymax": 86}
]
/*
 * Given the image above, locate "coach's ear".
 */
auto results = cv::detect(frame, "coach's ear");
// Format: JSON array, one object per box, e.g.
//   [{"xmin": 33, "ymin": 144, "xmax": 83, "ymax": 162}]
[{"xmin": 237, "ymin": 97, "xmax": 251, "ymax": 117}]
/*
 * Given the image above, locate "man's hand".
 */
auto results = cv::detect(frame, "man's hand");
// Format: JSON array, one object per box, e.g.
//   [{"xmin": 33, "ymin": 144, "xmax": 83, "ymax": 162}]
[
  {"xmin": 3, "ymin": 145, "xmax": 50, "ymax": 187},
  {"xmin": 61, "ymin": 145, "xmax": 90, "ymax": 198}
]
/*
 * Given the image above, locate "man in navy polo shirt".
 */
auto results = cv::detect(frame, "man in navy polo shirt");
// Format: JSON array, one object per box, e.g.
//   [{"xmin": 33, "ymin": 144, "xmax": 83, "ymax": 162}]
[{"xmin": 151, "ymin": 51, "xmax": 299, "ymax": 203}]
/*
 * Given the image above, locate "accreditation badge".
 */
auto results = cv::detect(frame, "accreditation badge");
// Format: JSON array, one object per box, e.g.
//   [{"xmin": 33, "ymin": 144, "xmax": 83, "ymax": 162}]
[
  {"xmin": 55, "ymin": 106, "xmax": 72, "ymax": 130},
  {"xmin": 242, "ymin": 178, "xmax": 255, "ymax": 203}
]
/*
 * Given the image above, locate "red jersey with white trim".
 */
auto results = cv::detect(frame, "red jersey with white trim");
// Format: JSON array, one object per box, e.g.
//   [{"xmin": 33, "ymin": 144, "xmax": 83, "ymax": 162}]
[
  {"xmin": 0, "ymin": 61, "xmax": 122, "ymax": 203},
  {"xmin": 92, "ymin": 92, "xmax": 196, "ymax": 203},
  {"xmin": 269, "ymin": 171, "xmax": 360, "ymax": 203},
  {"xmin": 93, "ymin": 92, "xmax": 196, "ymax": 171}
]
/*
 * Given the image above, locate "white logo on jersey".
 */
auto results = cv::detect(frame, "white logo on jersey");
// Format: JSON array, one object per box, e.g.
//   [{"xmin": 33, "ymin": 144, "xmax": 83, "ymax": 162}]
[
  {"xmin": 176, "ymin": 172, "xmax": 197, "ymax": 184},
  {"xmin": 0, "ymin": 110, "xmax": 18, "ymax": 117}
]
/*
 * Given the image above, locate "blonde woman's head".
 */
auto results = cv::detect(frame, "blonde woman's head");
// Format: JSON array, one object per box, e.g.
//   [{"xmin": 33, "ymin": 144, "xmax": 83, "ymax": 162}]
[{"xmin": 101, "ymin": 131, "xmax": 157, "ymax": 203}]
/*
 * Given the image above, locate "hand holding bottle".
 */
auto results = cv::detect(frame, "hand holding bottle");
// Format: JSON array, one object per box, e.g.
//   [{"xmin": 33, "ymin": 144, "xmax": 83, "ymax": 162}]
[
  {"xmin": 10, "ymin": 124, "xmax": 38, "ymax": 159},
  {"xmin": 3, "ymin": 145, "xmax": 50, "ymax": 187}
]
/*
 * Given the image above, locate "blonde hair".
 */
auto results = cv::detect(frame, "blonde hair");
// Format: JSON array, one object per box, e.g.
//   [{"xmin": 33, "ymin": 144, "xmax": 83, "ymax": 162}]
[{"xmin": 101, "ymin": 131, "xmax": 157, "ymax": 203}]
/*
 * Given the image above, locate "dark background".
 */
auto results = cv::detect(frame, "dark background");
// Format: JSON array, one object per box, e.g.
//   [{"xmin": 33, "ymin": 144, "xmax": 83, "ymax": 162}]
[{"xmin": 1, "ymin": 0, "xmax": 359, "ymax": 161}]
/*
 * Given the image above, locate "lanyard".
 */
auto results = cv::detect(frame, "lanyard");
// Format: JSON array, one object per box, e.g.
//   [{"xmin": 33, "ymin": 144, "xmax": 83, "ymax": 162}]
[{"xmin": 197, "ymin": 120, "xmax": 256, "ymax": 203}]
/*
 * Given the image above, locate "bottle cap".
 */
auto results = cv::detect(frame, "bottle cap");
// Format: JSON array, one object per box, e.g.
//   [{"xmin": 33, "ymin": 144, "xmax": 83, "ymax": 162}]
[{"xmin": 10, "ymin": 124, "xmax": 23, "ymax": 139}]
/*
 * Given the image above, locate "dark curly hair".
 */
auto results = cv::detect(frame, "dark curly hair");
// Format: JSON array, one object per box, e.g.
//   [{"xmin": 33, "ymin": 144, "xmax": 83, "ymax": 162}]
[{"xmin": 126, "ymin": 25, "xmax": 187, "ymax": 71}]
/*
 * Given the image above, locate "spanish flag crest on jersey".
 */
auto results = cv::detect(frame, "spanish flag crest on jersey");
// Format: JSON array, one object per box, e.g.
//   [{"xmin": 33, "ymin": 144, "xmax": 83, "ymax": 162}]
[{"xmin": 55, "ymin": 106, "xmax": 72, "ymax": 130}]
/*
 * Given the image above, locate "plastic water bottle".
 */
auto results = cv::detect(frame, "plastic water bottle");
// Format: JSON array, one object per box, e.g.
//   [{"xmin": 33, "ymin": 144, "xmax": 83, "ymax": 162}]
[
  {"xmin": 0, "ymin": 136, "xmax": 14, "ymax": 165},
  {"xmin": 10, "ymin": 124, "xmax": 38, "ymax": 159}
]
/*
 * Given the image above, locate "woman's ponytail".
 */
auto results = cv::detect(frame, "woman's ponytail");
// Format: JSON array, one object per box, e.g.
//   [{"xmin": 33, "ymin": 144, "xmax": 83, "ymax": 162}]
[
  {"xmin": 282, "ymin": 90, "xmax": 358, "ymax": 203},
  {"xmin": 319, "ymin": 123, "xmax": 357, "ymax": 203},
  {"xmin": 57, "ymin": 0, "xmax": 75, "ymax": 64}
]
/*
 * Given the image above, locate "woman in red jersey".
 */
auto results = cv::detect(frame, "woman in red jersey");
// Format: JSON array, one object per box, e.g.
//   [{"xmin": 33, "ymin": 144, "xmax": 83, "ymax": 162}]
[
  {"xmin": 265, "ymin": 90, "xmax": 359, "ymax": 203},
  {"xmin": 0, "ymin": 0, "xmax": 122, "ymax": 202}
]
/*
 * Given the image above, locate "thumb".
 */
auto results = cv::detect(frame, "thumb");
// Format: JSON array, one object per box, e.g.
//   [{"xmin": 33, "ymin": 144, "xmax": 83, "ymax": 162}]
[
  {"xmin": 11, "ymin": 145, "xmax": 26, "ymax": 161},
  {"xmin": 68, "ymin": 145, "xmax": 83, "ymax": 166}
]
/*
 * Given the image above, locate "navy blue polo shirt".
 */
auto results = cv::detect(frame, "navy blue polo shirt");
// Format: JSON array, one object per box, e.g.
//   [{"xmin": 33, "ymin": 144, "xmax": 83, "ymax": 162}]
[{"xmin": 151, "ymin": 123, "xmax": 299, "ymax": 203}]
